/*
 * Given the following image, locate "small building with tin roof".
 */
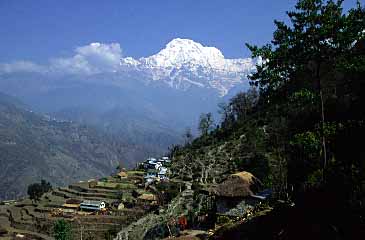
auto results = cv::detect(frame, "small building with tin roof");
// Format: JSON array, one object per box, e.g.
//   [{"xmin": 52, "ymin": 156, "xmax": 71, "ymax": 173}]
[{"xmin": 80, "ymin": 200, "xmax": 106, "ymax": 211}]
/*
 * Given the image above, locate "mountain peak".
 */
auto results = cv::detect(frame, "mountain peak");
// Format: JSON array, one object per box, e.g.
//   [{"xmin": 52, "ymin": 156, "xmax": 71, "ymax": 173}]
[
  {"xmin": 141, "ymin": 38, "xmax": 225, "ymax": 69},
  {"xmin": 119, "ymin": 38, "xmax": 256, "ymax": 96},
  {"xmin": 165, "ymin": 38, "xmax": 201, "ymax": 48}
]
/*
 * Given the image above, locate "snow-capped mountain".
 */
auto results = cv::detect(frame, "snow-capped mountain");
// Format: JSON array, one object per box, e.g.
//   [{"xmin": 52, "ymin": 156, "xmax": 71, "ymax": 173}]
[
  {"xmin": 0, "ymin": 38, "xmax": 257, "ymax": 179},
  {"xmin": 120, "ymin": 38, "xmax": 256, "ymax": 96},
  {"xmin": 0, "ymin": 38, "xmax": 256, "ymax": 96}
]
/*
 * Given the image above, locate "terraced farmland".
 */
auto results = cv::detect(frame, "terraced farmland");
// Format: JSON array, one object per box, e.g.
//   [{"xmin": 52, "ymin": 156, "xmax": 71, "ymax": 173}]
[{"xmin": 0, "ymin": 171, "xmax": 155, "ymax": 239}]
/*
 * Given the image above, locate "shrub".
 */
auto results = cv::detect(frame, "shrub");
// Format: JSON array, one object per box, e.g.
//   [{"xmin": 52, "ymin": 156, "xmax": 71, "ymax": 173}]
[{"xmin": 53, "ymin": 219, "xmax": 72, "ymax": 240}]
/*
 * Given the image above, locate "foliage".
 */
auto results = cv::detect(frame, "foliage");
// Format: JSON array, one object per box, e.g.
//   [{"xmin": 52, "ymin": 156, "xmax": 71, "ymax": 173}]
[
  {"xmin": 245, "ymin": 0, "xmax": 365, "ymax": 199},
  {"xmin": 100, "ymin": 177, "xmax": 108, "ymax": 182},
  {"xmin": 183, "ymin": 127, "xmax": 194, "ymax": 145},
  {"xmin": 53, "ymin": 219, "xmax": 72, "ymax": 240},
  {"xmin": 198, "ymin": 112, "xmax": 214, "ymax": 136},
  {"xmin": 27, "ymin": 179, "xmax": 52, "ymax": 201},
  {"xmin": 170, "ymin": 0, "xmax": 365, "ymax": 207}
]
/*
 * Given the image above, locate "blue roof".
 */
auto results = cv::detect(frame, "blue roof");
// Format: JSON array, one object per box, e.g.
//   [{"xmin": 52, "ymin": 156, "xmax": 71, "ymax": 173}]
[
  {"xmin": 254, "ymin": 189, "xmax": 273, "ymax": 199},
  {"xmin": 80, "ymin": 205, "xmax": 100, "ymax": 210}
]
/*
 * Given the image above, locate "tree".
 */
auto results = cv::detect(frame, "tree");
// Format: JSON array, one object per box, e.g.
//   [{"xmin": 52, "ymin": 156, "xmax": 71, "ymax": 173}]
[
  {"xmin": 27, "ymin": 183, "xmax": 43, "ymax": 202},
  {"xmin": 183, "ymin": 127, "xmax": 193, "ymax": 145},
  {"xmin": 116, "ymin": 162, "xmax": 124, "ymax": 172},
  {"xmin": 246, "ymin": 0, "xmax": 365, "ymax": 186},
  {"xmin": 53, "ymin": 219, "xmax": 72, "ymax": 240},
  {"xmin": 27, "ymin": 179, "xmax": 52, "ymax": 202},
  {"xmin": 229, "ymin": 88, "xmax": 259, "ymax": 122},
  {"xmin": 218, "ymin": 102, "xmax": 234, "ymax": 130},
  {"xmin": 198, "ymin": 113, "xmax": 214, "ymax": 136},
  {"xmin": 40, "ymin": 179, "xmax": 52, "ymax": 193}
]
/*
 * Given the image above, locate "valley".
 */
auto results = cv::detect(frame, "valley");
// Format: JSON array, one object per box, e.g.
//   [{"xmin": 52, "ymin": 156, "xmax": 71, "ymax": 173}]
[{"xmin": 0, "ymin": 0, "xmax": 364, "ymax": 239}]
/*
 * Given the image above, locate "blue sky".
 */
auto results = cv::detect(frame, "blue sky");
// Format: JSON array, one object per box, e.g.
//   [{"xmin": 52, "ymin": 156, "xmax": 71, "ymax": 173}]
[{"xmin": 0, "ymin": 0, "xmax": 362, "ymax": 63}]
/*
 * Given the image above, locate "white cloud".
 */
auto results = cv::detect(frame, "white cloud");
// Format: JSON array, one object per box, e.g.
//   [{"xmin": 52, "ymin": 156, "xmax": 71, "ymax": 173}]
[
  {"xmin": 50, "ymin": 42, "xmax": 123, "ymax": 74},
  {"xmin": 0, "ymin": 61, "xmax": 47, "ymax": 74},
  {"xmin": 0, "ymin": 42, "xmax": 123, "ymax": 75}
]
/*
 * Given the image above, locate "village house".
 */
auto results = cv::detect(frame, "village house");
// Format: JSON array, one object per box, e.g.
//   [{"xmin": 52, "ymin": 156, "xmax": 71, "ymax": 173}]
[
  {"xmin": 80, "ymin": 200, "xmax": 106, "ymax": 211},
  {"xmin": 162, "ymin": 156, "xmax": 171, "ymax": 163},
  {"xmin": 158, "ymin": 167, "xmax": 168, "ymax": 180},
  {"xmin": 137, "ymin": 193, "xmax": 158, "ymax": 205},
  {"xmin": 62, "ymin": 203, "xmax": 80, "ymax": 210},
  {"xmin": 144, "ymin": 169, "xmax": 158, "ymax": 179},
  {"xmin": 117, "ymin": 171, "xmax": 128, "ymax": 179},
  {"xmin": 61, "ymin": 198, "xmax": 81, "ymax": 213},
  {"xmin": 143, "ymin": 157, "xmax": 158, "ymax": 169},
  {"xmin": 142, "ymin": 156, "xmax": 171, "ymax": 184},
  {"xmin": 214, "ymin": 171, "xmax": 263, "ymax": 217},
  {"xmin": 143, "ymin": 156, "xmax": 171, "ymax": 170}
]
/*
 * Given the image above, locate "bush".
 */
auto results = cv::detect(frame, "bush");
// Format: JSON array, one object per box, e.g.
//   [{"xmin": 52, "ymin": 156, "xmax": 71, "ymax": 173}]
[
  {"xmin": 100, "ymin": 177, "xmax": 108, "ymax": 182},
  {"xmin": 27, "ymin": 179, "xmax": 52, "ymax": 201},
  {"xmin": 53, "ymin": 219, "xmax": 72, "ymax": 240}
]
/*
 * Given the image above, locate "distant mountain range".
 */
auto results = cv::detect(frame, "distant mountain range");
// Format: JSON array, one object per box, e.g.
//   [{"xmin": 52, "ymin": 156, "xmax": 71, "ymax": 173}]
[
  {"xmin": 0, "ymin": 92, "xmax": 151, "ymax": 200},
  {"xmin": 0, "ymin": 38, "xmax": 255, "ymax": 128},
  {"xmin": 0, "ymin": 39, "xmax": 255, "ymax": 199},
  {"xmin": 0, "ymin": 38, "xmax": 256, "ymax": 96}
]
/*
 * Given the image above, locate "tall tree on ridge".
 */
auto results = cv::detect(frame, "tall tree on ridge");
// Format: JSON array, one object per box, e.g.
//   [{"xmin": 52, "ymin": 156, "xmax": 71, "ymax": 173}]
[{"xmin": 246, "ymin": 0, "xmax": 365, "ymax": 183}]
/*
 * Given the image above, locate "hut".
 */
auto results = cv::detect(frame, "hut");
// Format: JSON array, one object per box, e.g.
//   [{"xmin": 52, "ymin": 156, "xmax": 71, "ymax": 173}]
[
  {"xmin": 144, "ymin": 169, "xmax": 158, "ymax": 179},
  {"xmin": 62, "ymin": 203, "xmax": 80, "ymax": 210},
  {"xmin": 214, "ymin": 171, "xmax": 263, "ymax": 216},
  {"xmin": 80, "ymin": 200, "xmax": 106, "ymax": 211},
  {"xmin": 137, "ymin": 193, "xmax": 158, "ymax": 205},
  {"xmin": 117, "ymin": 171, "xmax": 128, "ymax": 179}
]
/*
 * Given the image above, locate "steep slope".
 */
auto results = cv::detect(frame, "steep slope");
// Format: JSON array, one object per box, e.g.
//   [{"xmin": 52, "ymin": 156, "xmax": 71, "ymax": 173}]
[
  {"xmin": 169, "ymin": 98, "xmax": 270, "ymax": 186},
  {"xmin": 0, "ymin": 93, "xmax": 141, "ymax": 200}
]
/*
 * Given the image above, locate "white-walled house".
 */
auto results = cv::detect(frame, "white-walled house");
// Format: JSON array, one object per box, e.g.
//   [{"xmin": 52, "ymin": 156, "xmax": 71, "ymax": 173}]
[{"xmin": 80, "ymin": 200, "xmax": 106, "ymax": 211}]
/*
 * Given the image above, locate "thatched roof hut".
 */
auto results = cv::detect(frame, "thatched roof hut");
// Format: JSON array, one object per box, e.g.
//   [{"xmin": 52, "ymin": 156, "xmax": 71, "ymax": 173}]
[
  {"xmin": 62, "ymin": 203, "xmax": 80, "ymax": 209},
  {"xmin": 214, "ymin": 171, "xmax": 262, "ymax": 198},
  {"xmin": 138, "ymin": 193, "xmax": 158, "ymax": 201},
  {"xmin": 117, "ymin": 171, "xmax": 128, "ymax": 178}
]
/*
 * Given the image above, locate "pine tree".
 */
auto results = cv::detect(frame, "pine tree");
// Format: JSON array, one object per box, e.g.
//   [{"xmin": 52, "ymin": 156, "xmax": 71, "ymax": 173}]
[{"xmin": 246, "ymin": 0, "xmax": 365, "ymax": 185}]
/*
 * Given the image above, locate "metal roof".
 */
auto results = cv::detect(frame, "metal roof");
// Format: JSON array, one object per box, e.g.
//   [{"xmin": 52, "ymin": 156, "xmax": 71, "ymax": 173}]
[{"xmin": 80, "ymin": 200, "xmax": 105, "ymax": 206}]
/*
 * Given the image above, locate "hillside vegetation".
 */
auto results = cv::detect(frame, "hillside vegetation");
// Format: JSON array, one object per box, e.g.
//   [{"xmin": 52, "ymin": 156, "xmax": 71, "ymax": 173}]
[{"xmin": 170, "ymin": 1, "xmax": 365, "ymax": 237}]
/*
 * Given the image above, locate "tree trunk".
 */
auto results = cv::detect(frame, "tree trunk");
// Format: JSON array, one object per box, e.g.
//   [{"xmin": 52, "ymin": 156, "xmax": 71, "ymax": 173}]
[
  {"xmin": 316, "ymin": 61, "xmax": 327, "ymax": 183},
  {"xmin": 319, "ymin": 88, "xmax": 327, "ymax": 182}
]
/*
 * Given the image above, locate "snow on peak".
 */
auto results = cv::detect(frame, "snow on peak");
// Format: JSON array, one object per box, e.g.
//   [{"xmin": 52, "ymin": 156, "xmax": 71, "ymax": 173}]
[
  {"xmin": 140, "ymin": 38, "xmax": 226, "ymax": 69},
  {"xmin": 119, "ymin": 38, "xmax": 256, "ymax": 96}
]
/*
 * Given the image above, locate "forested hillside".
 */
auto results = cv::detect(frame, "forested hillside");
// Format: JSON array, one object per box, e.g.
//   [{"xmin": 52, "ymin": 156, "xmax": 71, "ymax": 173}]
[{"xmin": 170, "ymin": 1, "xmax": 365, "ymax": 237}]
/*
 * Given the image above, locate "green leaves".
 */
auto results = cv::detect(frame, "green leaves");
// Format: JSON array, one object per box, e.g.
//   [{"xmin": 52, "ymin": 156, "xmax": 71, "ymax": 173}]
[
  {"xmin": 291, "ymin": 131, "xmax": 321, "ymax": 153},
  {"xmin": 245, "ymin": 0, "xmax": 365, "ymax": 193},
  {"xmin": 198, "ymin": 112, "xmax": 214, "ymax": 136},
  {"xmin": 246, "ymin": 0, "xmax": 365, "ymax": 98},
  {"xmin": 27, "ymin": 179, "xmax": 52, "ymax": 202},
  {"xmin": 53, "ymin": 219, "xmax": 72, "ymax": 240}
]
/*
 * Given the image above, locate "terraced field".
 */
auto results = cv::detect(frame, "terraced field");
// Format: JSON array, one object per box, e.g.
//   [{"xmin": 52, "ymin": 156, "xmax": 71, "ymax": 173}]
[{"xmin": 0, "ymin": 171, "xmax": 153, "ymax": 239}]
